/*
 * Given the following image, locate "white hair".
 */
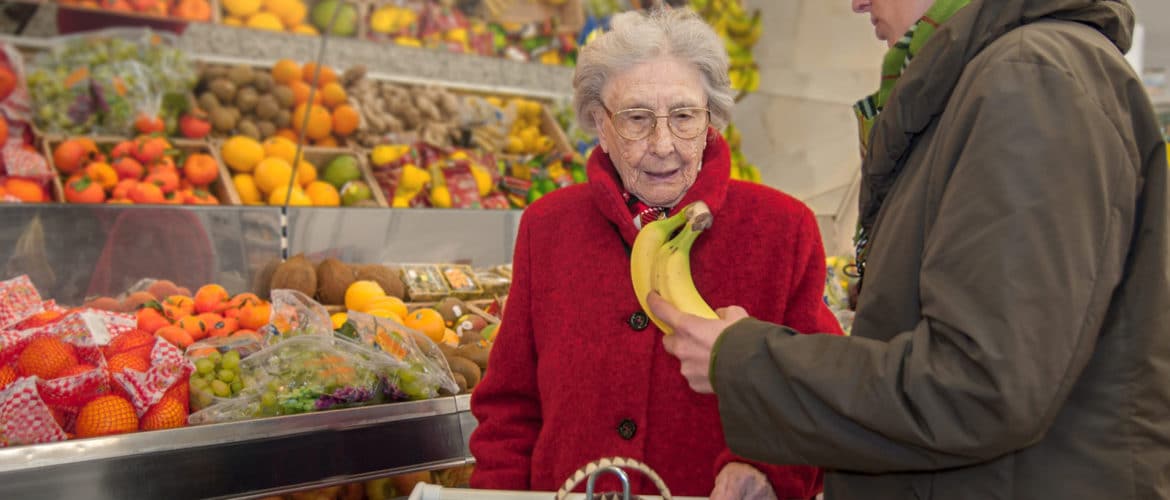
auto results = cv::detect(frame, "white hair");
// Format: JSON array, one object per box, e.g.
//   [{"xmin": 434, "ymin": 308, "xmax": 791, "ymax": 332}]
[{"xmin": 573, "ymin": 7, "xmax": 734, "ymax": 135}]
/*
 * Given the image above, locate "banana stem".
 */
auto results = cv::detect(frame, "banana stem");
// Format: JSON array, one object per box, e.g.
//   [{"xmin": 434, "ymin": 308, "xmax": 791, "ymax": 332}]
[{"xmin": 682, "ymin": 200, "xmax": 712, "ymax": 231}]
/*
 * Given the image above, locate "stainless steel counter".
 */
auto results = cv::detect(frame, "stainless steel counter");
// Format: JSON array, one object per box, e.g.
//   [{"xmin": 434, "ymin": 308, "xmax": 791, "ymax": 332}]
[{"xmin": 0, "ymin": 395, "xmax": 477, "ymax": 500}]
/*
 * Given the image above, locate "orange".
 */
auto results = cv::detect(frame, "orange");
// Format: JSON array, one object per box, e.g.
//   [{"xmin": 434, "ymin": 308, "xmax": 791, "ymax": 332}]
[
  {"xmin": 0, "ymin": 364, "xmax": 17, "ymax": 391},
  {"xmin": 4, "ymin": 177, "xmax": 46, "ymax": 202},
  {"xmin": 289, "ymin": 81, "xmax": 321, "ymax": 106},
  {"xmin": 271, "ymin": 59, "xmax": 301, "ymax": 85},
  {"xmin": 140, "ymin": 396, "xmax": 186, "ymax": 431},
  {"xmin": 367, "ymin": 296, "xmax": 407, "ymax": 320},
  {"xmin": 84, "ymin": 162, "xmax": 118, "ymax": 190},
  {"xmin": 162, "ymin": 295, "xmax": 195, "ymax": 322},
  {"xmin": 194, "ymin": 284, "xmax": 229, "ymax": 313},
  {"xmin": 136, "ymin": 307, "xmax": 170, "ymax": 334},
  {"xmin": 262, "ymin": 136, "xmax": 299, "ymax": 164},
  {"xmin": 238, "ymin": 301, "xmax": 271, "ymax": 330},
  {"xmin": 331, "ymin": 105, "xmax": 359, "ymax": 136},
  {"xmin": 301, "ymin": 62, "xmax": 337, "ymax": 86},
  {"xmin": 106, "ymin": 351, "xmax": 150, "ymax": 375},
  {"xmin": 176, "ymin": 315, "xmax": 208, "ymax": 341},
  {"xmin": 345, "ymin": 281, "xmax": 385, "ymax": 311},
  {"xmin": 18, "ymin": 336, "xmax": 79, "ymax": 379},
  {"xmin": 267, "ymin": 184, "xmax": 313, "ymax": 206},
  {"xmin": 293, "ymin": 103, "xmax": 332, "ymax": 141},
  {"xmin": 106, "ymin": 330, "xmax": 155, "ymax": 362},
  {"xmin": 320, "ymin": 82, "xmax": 346, "ymax": 108},
  {"xmin": 275, "ymin": 128, "xmax": 299, "ymax": 141},
  {"xmin": 75, "ymin": 395, "xmax": 139, "ymax": 438},
  {"xmin": 155, "ymin": 325, "xmax": 195, "ymax": 349},
  {"xmin": 56, "ymin": 363, "xmax": 96, "ymax": 378},
  {"xmin": 403, "ymin": 308, "xmax": 445, "ymax": 343},
  {"xmin": 294, "ymin": 160, "xmax": 316, "ymax": 186},
  {"xmin": 206, "ymin": 316, "xmax": 239, "ymax": 337},
  {"xmin": 253, "ymin": 157, "xmax": 294, "ymax": 194},
  {"xmin": 304, "ymin": 181, "xmax": 339, "ymax": 206},
  {"xmin": 226, "ymin": 293, "xmax": 262, "ymax": 310},
  {"xmin": 314, "ymin": 136, "xmax": 339, "ymax": 147}
]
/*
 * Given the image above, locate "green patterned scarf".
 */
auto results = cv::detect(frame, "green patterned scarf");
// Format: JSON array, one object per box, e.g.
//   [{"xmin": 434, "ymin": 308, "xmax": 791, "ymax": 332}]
[{"xmin": 851, "ymin": 0, "xmax": 970, "ymax": 279}]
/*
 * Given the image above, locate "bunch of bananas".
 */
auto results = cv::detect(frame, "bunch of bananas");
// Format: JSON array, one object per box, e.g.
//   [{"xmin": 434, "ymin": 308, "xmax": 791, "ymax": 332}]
[
  {"xmin": 691, "ymin": 0, "xmax": 761, "ymax": 94},
  {"xmin": 630, "ymin": 201, "xmax": 718, "ymax": 334}
]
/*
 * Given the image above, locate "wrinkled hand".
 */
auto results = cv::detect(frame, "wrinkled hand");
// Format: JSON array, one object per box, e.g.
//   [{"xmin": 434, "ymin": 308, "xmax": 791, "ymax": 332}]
[
  {"xmin": 710, "ymin": 462, "xmax": 777, "ymax": 500},
  {"xmin": 649, "ymin": 292, "xmax": 748, "ymax": 394}
]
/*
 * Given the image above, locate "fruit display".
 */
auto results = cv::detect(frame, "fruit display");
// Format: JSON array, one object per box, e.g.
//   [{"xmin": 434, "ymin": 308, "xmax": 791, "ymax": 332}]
[
  {"xmin": 50, "ymin": 136, "xmax": 234, "ymax": 204},
  {"xmin": 630, "ymin": 200, "xmax": 715, "ymax": 335},
  {"xmin": 0, "ymin": 43, "xmax": 56, "ymax": 204},
  {"xmin": 691, "ymin": 0, "xmax": 760, "ymax": 94},
  {"xmin": 57, "ymin": 0, "xmax": 214, "ymax": 22},
  {"xmin": 343, "ymin": 76, "xmax": 469, "ymax": 149},
  {"xmin": 222, "ymin": 135, "xmax": 378, "ymax": 206},
  {"xmin": 27, "ymin": 30, "xmax": 197, "ymax": 137},
  {"xmin": 220, "ymin": 0, "xmax": 360, "ymax": 36},
  {"xmin": 0, "ymin": 275, "xmax": 192, "ymax": 446}
]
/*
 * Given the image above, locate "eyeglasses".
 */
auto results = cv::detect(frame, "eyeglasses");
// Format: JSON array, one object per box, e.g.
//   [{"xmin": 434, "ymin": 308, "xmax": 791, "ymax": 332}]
[{"xmin": 601, "ymin": 103, "xmax": 710, "ymax": 141}]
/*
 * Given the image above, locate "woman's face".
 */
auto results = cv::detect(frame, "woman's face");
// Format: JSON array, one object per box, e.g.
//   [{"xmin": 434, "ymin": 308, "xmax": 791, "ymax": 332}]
[
  {"xmin": 594, "ymin": 57, "xmax": 708, "ymax": 208},
  {"xmin": 852, "ymin": 0, "xmax": 934, "ymax": 47}
]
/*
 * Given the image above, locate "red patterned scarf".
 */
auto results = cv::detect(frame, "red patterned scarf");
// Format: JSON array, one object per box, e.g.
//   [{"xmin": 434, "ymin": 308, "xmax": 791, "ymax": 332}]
[{"xmin": 623, "ymin": 193, "xmax": 667, "ymax": 230}]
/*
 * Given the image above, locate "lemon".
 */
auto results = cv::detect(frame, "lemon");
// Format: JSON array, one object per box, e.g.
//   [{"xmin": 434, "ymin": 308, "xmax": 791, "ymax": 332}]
[
  {"xmin": 246, "ymin": 11, "xmax": 284, "ymax": 31},
  {"xmin": 267, "ymin": 184, "xmax": 312, "ymax": 206},
  {"xmin": 223, "ymin": 16, "xmax": 245, "ymax": 26},
  {"xmin": 430, "ymin": 186, "xmax": 452, "ymax": 208},
  {"xmin": 345, "ymin": 281, "xmax": 385, "ymax": 311},
  {"xmin": 371, "ymin": 144, "xmax": 408, "ymax": 166},
  {"xmin": 262, "ymin": 136, "xmax": 299, "ymax": 163},
  {"xmin": 391, "ymin": 196, "xmax": 410, "ymax": 208},
  {"xmin": 223, "ymin": 0, "xmax": 261, "ymax": 17},
  {"xmin": 370, "ymin": 8, "xmax": 396, "ymax": 33},
  {"xmin": 233, "ymin": 174, "xmax": 262, "ymax": 204},
  {"xmin": 292, "ymin": 24, "xmax": 318, "ymax": 35},
  {"xmin": 505, "ymin": 136, "xmax": 525, "ymax": 154},
  {"xmin": 485, "ymin": 97, "xmax": 504, "ymax": 109},
  {"xmin": 330, "ymin": 312, "xmax": 348, "ymax": 330},
  {"xmin": 398, "ymin": 164, "xmax": 429, "ymax": 192},
  {"xmin": 395, "ymin": 36, "xmax": 422, "ymax": 47},
  {"xmin": 264, "ymin": 0, "xmax": 306, "ymax": 27},
  {"xmin": 222, "ymin": 136, "xmax": 265, "ymax": 173},
  {"xmin": 470, "ymin": 165, "xmax": 493, "ymax": 197},
  {"xmin": 446, "ymin": 28, "xmax": 469, "ymax": 45},
  {"xmin": 304, "ymin": 181, "xmax": 340, "ymax": 206},
  {"xmin": 253, "ymin": 157, "xmax": 294, "ymax": 194}
]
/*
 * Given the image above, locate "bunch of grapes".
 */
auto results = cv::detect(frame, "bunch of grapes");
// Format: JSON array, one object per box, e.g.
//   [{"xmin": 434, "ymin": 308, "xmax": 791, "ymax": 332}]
[{"xmin": 188, "ymin": 350, "xmax": 244, "ymax": 411}]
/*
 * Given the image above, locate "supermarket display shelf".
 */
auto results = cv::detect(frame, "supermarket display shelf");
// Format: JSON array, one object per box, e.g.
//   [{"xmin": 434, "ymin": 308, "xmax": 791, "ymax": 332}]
[{"xmin": 0, "ymin": 394, "xmax": 478, "ymax": 500}]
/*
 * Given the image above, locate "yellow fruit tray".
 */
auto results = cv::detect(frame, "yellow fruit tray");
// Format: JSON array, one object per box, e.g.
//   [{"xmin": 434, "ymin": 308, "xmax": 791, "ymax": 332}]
[{"xmin": 210, "ymin": 139, "xmax": 388, "ymax": 207}]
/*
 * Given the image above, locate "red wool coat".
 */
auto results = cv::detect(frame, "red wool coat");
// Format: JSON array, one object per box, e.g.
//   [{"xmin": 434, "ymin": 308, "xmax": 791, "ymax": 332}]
[{"xmin": 469, "ymin": 130, "xmax": 844, "ymax": 498}]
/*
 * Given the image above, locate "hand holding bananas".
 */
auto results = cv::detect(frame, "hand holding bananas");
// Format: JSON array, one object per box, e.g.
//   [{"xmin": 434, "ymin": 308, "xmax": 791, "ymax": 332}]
[{"xmin": 649, "ymin": 291, "xmax": 748, "ymax": 394}]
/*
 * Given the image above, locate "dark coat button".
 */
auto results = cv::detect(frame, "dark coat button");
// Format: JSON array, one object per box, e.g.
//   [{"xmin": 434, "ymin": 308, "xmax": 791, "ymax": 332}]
[
  {"xmin": 628, "ymin": 311, "xmax": 649, "ymax": 331},
  {"xmin": 617, "ymin": 418, "xmax": 637, "ymax": 440}
]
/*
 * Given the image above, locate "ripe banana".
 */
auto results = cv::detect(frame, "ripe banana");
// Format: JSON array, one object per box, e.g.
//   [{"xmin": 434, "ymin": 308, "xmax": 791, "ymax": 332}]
[
  {"xmin": 651, "ymin": 217, "xmax": 718, "ymax": 331},
  {"xmin": 630, "ymin": 201, "xmax": 712, "ymax": 334}
]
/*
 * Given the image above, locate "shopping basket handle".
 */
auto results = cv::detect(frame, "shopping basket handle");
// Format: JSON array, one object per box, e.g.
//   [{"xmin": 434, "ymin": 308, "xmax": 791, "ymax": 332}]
[{"xmin": 556, "ymin": 457, "xmax": 674, "ymax": 500}]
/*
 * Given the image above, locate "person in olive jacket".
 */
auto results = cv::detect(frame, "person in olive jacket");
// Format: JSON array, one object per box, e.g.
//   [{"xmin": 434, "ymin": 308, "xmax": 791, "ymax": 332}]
[{"xmin": 651, "ymin": 0, "xmax": 1170, "ymax": 499}]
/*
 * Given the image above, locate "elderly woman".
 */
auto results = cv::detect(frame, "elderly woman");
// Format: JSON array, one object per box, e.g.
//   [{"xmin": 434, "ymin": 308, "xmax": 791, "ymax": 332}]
[{"xmin": 468, "ymin": 8, "xmax": 843, "ymax": 499}]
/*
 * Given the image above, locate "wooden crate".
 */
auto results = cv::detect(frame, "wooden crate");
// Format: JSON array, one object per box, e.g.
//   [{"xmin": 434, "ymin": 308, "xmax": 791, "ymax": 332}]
[
  {"xmin": 44, "ymin": 136, "xmax": 240, "ymax": 205},
  {"xmin": 300, "ymin": 145, "xmax": 389, "ymax": 207}
]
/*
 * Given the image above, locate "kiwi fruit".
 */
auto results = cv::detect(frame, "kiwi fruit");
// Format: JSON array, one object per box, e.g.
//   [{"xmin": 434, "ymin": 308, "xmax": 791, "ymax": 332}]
[
  {"xmin": 435, "ymin": 296, "xmax": 468, "ymax": 324},
  {"xmin": 270, "ymin": 254, "xmax": 317, "ymax": 297},
  {"xmin": 274, "ymin": 109, "xmax": 292, "ymax": 128},
  {"xmin": 211, "ymin": 107, "xmax": 237, "ymax": 133},
  {"xmin": 255, "ymin": 95, "xmax": 280, "ymax": 120},
  {"xmin": 273, "ymin": 85, "xmax": 295, "ymax": 108},
  {"xmin": 252, "ymin": 72, "xmax": 274, "ymax": 92},
  {"xmin": 456, "ymin": 343, "xmax": 491, "ymax": 371},
  {"xmin": 257, "ymin": 121, "xmax": 276, "ymax": 139},
  {"xmin": 354, "ymin": 264, "xmax": 405, "ymax": 299},
  {"xmin": 198, "ymin": 92, "xmax": 221, "ymax": 111},
  {"xmin": 452, "ymin": 372, "xmax": 468, "ymax": 394},
  {"xmin": 236, "ymin": 87, "xmax": 259, "ymax": 113},
  {"xmin": 209, "ymin": 78, "xmax": 237, "ymax": 103},
  {"xmin": 455, "ymin": 314, "xmax": 489, "ymax": 344},
  {"xmin": 316, "ymin": 258, "xmax": 355, "ymax": 305},
  {"xmin": 238, "ymin": 119, "xmax": 260, "ymax": 139},
  {"xmin": 228, "ymin": 65, "xmax": 256, "ymax": 86},
  {"xmin": 446, "ymin": 356, "xmax": 481, "ymax": 389}
]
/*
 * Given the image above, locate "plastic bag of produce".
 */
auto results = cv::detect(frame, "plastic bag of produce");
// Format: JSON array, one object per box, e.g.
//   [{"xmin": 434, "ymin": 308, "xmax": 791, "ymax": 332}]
[
  {"xmin": 265, "ymin": 289, "xmax": 333, "ymax": 343},
  {"xmin": 184, "ymin": 335, "xmax": 266, "ymax": 411},
  {"xmin": 0, "ymin": 275, "xmax": 44, "ymax": 330},
  {"xmin": 187, "ymin": 334, "xmax": 403, "ymax": 424},
  {"xmin": 345, "ymin": 311, "xmax": 458, "ymax": 400}
]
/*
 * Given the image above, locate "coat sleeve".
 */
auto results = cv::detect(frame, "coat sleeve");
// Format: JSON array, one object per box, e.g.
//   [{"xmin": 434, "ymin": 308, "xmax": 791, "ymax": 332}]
[
  {"xmin": 711, "ymin": 60, "xmax": 1138, "ymax": 473},
  {"xmin": 712, "ymin": 207, "xmax": 840, "ymax": 499},
  {"xmin": 468, "ymin": 214, "xmax": 541, "ymax": 489}
]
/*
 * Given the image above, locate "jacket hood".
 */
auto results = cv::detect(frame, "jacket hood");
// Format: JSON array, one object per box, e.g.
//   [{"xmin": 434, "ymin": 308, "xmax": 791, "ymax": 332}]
[
  {"xmin": 588, "ymin": 127, "xmax": 731, "ymax": 246},
  {"xmin": 859, "ymin": 0, "xmax": 1135, "ymax": 231}
]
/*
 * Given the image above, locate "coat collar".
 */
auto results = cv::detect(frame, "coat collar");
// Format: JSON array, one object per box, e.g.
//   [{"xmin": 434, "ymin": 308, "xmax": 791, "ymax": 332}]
[{"xmin": 588, "ymin": 127, "xmax": 731, "ymax": 246}]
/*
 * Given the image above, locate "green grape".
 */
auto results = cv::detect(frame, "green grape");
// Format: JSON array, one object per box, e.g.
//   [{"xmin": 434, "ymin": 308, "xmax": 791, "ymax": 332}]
[
  {"xmin": 211, "ymin": 380, "xmax": 231, "ymax": 398},
  {"xmin": 207, "ymin": 350, "xmax": 223, "ymax": 364},
  {"xmin": 261, "ymin": 391, "xmax": 277, "ymax": 407},
  {"xmin": 230, "ymin": 379, "xmax": 243, "ymax": 395},
  {"xmin": 189, "ymin": 376, "xmax": 210, "ymax": 391},
  {"xmin": 195, "ymin": 358, "xmax": 215, "ymax": 376},
  {"xmin": 222, "ymin": 350, "xmax": 241, "ymax": 370},
  {"xmin": 217, "ymin": 369, "xmax": 236, "ymax": 383}
]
